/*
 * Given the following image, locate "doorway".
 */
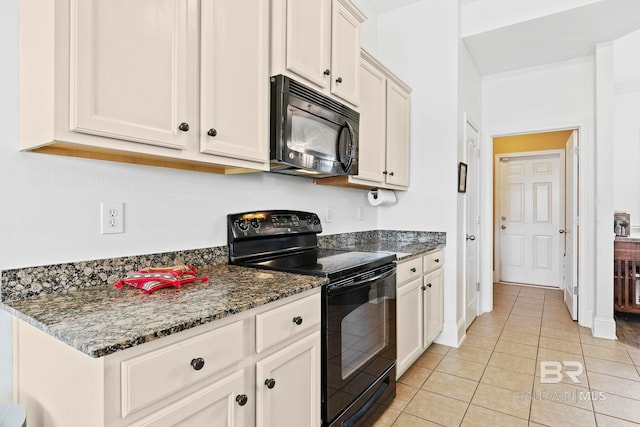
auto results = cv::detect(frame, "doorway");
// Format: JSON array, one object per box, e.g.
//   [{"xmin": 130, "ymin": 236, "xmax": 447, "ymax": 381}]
[
  {"xmin": 495, "ymin": 151, "xmax": 563, "ymax": 287},
  {"xmin": 492, "ymin": 130, "xmax": 579, "ymax": 318}
]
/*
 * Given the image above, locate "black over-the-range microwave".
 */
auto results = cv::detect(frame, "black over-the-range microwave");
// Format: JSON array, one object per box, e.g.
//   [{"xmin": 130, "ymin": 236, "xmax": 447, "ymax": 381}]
[{"xmin": 269, "ymin": 74, "xmax": 359, "ymax": 178}]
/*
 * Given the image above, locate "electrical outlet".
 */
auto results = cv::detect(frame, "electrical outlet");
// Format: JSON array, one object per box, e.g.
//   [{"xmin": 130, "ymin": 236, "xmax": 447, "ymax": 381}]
[
  {"xmin": 101, "ymin": 202, "xmax": 124, "ymax": 234},
  {"xmin": 325, "ymin": 206, "xmax": 334, "ymax": 223},
  {"xmin": 357, "ymin": 206, "xmax": 363, "ymax": 221}
]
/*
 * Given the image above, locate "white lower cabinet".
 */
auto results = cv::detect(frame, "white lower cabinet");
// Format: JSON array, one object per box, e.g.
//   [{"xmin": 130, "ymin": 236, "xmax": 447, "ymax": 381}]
[
  {"xmin": 130, "ymin": 370, "xmax": 249, "ymax": 427},
  {"xmin": 14, "ymin": 289, "xmax": 321, "ymax": 427},
  {"xmin": 256, "ymin": 332, "xmax": 320, "ymax": 427},
  {"xmin": 396, "ymin": 249, "xmax": 444, "ymax": 378}
]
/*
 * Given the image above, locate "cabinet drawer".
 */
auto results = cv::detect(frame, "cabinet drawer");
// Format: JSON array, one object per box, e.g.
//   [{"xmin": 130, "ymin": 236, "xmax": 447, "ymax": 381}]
[
  {"xmin": 256, "ymin": 293, "xmax": 320, "ymax": 353},
  {"xmin": 396, "ymin": 257, "xmax": 423, "ymax": 286},
  {"xmin": 120, "ymin": 320, "xmax": 247, "ymax": 418},
  {"xmin": 423, "ymin": 250, "xmax": 443, "ymax": 274}
]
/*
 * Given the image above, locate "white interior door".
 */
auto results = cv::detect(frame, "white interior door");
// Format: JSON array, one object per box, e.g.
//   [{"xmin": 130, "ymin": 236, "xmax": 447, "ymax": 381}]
[
  {"xmin": 498, "ymin": 152, "xmax": 563, "ymax": 287},
  {"xmin": 465, "ymin": 120, "xmax": 480, "ymax": 328},
  {"xmin": 564, "ymin": 131, "xmax": 579, "ymax": 319}
]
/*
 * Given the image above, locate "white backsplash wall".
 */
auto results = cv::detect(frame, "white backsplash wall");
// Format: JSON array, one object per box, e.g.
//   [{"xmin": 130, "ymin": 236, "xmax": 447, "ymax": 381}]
[{"xmin": 0, "ymin": 148, "xmax": 379, "ymax": 269}]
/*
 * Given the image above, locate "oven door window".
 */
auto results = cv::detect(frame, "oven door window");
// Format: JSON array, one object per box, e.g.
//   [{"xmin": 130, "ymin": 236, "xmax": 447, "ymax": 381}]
[{"xmin": 341, "ymin": 292, "xmax": 388, "ymax": 379}]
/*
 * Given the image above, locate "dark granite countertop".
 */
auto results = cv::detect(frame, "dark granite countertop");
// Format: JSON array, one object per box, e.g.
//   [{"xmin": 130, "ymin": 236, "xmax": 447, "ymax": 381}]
[
  {"xmin": 319, "ymin": 230, "xmax": 446, "ymax": 261},
  {"xmin": 1, "ymin": 229, "xmax": 445, "ymax": 359},
  {"xmin": 1, "ymin": 264, "xmax": 327, "ymax": 358}
]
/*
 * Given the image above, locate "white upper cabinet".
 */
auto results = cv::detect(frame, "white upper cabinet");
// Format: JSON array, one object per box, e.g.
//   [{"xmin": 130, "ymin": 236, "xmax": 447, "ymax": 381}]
[
  {"xmin": 19, "ymin": 0, "xmax": 270, "ymax": 174},
  {"xmin": 283, "ymin": 0, "xmax": 332, "ymax": 89},
  {"xmin": 330, "ymin": 0, "xmax": 363, "ymax": 106},
  {"xmin": 72, "ymin": 0, "xmax": 196, "ymax": 150},
  {"xmin": 354, "ymin": 57, "xmax": 387, "ymax": 183},
  {"xmin": 385, "ymin": 79, "xmax": 411, "ymax": 187},
  {"xmin": 199, "ymin": 0, "xmax": 269, "ymax": 163},
  {"xmin": 271, "ymin": 0, "xmax": 365, "ymax": 107},
  {"xmin": 314, "ymin": 50, "xmax": 411, "ymax": 191}
]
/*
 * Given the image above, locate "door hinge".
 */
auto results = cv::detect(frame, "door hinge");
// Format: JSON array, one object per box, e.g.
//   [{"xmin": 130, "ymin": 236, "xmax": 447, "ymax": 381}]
[
  {"xmin": 476, "ymin": 215, "xmax": 481, "ymax": 225},
  {"xmin": 574, "ymin": 146, "xmax": 580, "ymax": 156},
  {"xmin": 476, "ymin": 282, "xmax": 480, "ymax": 292},
  {"xmin": 573, "ymin": 286, "xmax": 578, "ymax": 295}
]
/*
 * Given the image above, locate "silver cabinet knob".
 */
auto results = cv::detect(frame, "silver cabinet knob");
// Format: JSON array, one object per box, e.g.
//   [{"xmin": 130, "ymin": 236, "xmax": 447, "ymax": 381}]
[
  {"xmin": 559, "ymin": 229, "xmax": 566, "ymax": 234},
  {"xmin": 466, "ymin": 234, "xmax": 476, "ymax": 241},
  {"xmin": 501, "ymin": 225, "xmax": 506, "ymax": 230}
]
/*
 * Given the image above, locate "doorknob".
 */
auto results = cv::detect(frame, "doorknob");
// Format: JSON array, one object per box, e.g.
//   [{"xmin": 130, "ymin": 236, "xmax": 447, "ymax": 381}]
[
  {"xmin": 501, "ymin": 225, "xmax": 506, "ymax": 230},
  {"xmin": 466, "ymin": 234, "xmax": 476, "ymax": 241},
  {"xmin": 559, "ymin": 229, "xmax": 566, "ymax": 234}
]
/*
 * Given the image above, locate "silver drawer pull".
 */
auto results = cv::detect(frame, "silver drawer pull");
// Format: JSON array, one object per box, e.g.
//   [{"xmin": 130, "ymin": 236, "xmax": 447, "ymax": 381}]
[
  {"xmin": 292, "ymin": 316, "xmax": 303, "ymax": 325},
  {"xmin": 410, "ymin": 267, "xmax": 417, "ymax": 273}
]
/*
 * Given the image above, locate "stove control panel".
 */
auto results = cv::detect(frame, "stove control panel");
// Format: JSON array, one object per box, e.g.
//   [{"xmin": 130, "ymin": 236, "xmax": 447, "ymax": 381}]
[{"xmin": 228, "ymin": 210, "xmax": 322, "ymax": 239}]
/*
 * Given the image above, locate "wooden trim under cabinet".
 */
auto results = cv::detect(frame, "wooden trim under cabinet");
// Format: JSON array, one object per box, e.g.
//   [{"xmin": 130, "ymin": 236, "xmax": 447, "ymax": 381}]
[{"xmin": 29, "ymin": 142, "xmax": 264, "ymax": 175}]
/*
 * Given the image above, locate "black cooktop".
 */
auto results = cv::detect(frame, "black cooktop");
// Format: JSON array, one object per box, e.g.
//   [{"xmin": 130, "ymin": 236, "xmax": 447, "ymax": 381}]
[
  {"xmin": 243, "ymin": 249, "xmax": 396, "ymax": 281},
  {"xmin": 227, "ymin": 210, "xmax": 396, "ymax": 281}
]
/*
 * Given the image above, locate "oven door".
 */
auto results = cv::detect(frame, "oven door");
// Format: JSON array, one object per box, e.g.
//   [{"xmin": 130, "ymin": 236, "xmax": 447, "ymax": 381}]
[{"xmin": 322, "ymin": 265, "xmax": 396, "ymax": 425}]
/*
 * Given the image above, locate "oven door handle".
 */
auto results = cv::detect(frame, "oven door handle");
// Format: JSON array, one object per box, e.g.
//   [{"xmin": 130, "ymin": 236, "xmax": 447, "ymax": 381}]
[{"xmin": 327, "ymin": 268, "xmax": 396, "ymax": 295}]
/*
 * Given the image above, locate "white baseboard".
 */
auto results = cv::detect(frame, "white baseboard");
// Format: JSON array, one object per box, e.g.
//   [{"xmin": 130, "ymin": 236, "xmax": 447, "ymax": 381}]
[
  {"xmin": 592, "ymin": 316, "xmax": 617, "ymax": 340},
  {"xmin": 434, "ymin": 318, "xmax": 466, "ymax": 348}
]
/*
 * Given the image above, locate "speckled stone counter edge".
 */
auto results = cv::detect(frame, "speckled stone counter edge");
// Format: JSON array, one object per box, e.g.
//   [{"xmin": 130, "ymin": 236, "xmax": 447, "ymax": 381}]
[{"xmin": 1, "ymin": 246, "xmax": 228, "ymax": 302}]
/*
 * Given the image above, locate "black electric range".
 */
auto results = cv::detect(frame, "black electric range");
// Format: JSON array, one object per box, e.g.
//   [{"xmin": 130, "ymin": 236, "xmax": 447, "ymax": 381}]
[{"xmin": 228, "ymin": 210, "xmax": 397, "ymax": 427}]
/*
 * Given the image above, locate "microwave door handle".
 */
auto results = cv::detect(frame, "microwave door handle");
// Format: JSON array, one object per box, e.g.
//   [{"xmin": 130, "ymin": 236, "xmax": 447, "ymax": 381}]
[{"xmin": 337, "ymin": 122, "xmax": 355, "ymax": 173}]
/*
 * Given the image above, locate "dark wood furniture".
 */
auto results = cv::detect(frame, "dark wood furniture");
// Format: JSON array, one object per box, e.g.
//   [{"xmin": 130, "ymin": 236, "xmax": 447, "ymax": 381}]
[{"xmin": 614, "ymin": 239, "xmax": 640, "ymax": 314}]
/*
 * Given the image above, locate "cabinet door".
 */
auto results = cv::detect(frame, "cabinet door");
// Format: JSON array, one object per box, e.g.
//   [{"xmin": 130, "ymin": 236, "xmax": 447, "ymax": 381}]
[
  {"xmin": 71, "ymin": 0, "xmax": 196, "ymax": 149},
  {"xmin": 355, "ymin": 56, "xmax": 386, "ymax": 184},
  {"xmin": 200, "ymin": 0, "xmax": 269, "ymax": 164},
  {"xmin": 130, "ymin": 370, "xmax": 249, "ymax": 427},
  {"xmin": 256, "ymin": 332, "xmax": 320, "ymax": 427},
  {"xmin": 423, "ymin": 269, "xmax": 443, "ymax": 348},
  {"xmin": 284, "ymin": 0, "xmax": 332, "ymax": 89},
  {"xmin": 396, "ymin": 277, "xmax": 424, "ymax": 378},
  {"xmin": 385, "ymin": 81, "xmax": 411, "ymax": 187},
  {"xmin": 330, "ymin": 0, "xmax": 362, "ymax": 106}
]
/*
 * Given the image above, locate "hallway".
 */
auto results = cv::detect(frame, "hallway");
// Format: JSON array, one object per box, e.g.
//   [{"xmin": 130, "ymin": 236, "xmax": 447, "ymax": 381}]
[{"xmin": 372, "ymin": 283, "xmax": 640, "ymax": 426}]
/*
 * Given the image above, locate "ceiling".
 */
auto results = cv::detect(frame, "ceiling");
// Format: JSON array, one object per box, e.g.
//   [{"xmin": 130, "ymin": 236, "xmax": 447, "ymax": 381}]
[
  {"xmin": 462, "ymin": 0, "xmax": 640, "ymax": 75},
  {"xmin": 367, "ymin": 0, "xmax": 640, "ymax": 76}
]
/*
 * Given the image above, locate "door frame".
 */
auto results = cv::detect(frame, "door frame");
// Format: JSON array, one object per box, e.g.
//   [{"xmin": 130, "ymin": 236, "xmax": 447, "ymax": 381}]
[
  {"xmin": 480, "ymin": 123, "xmax": 588, "ymax": 326},
  {"xmin": 494, "ymin": 149, "xmax": 565, "ymax": 288}
]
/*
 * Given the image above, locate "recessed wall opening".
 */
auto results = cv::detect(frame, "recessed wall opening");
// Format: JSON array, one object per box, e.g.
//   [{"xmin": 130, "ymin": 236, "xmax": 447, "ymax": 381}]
[{"xmin": 492, "ymin": 129, "xmax": 579, "ymax": 320}]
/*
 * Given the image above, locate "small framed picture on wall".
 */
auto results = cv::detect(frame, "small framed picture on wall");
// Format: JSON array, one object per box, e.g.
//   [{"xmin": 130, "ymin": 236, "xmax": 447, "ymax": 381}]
[{"xmin": 458, "ymin": 162, "xmax": 467, "ymax": 193}]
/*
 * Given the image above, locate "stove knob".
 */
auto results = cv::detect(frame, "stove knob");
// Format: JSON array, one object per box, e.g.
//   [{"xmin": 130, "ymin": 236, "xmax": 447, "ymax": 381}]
[
  {"xmin": 250, "ymin": 218, "xmax": 260, "ymax": 229},
  {"xmin": 314, "ymin": 217, "xmax": 321, "ymax": 225},
  {"xmin": 237, "ymin": 219, "xmax": 249, "ymax": 231}
]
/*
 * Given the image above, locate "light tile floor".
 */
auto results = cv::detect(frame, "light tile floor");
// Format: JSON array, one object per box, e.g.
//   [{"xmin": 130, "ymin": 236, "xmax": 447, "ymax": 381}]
[{"xmin": 372, "ymin": 282, "xmax": 640, "ymax": 426}]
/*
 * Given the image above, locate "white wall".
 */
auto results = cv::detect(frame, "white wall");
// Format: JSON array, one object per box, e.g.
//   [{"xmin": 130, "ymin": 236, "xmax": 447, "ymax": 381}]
[
  {"xmin": 374, "ymin": 0, "xmax": 461, "ymax": 346},
  {"xmin": 481, "ymin": 57, "xmax": 597, "ymax": 329},
  {"xmin": 613, "ymin": 30, "xmax": 640, "ymax": 230},
  {"xmin": 0, "ymin": 0, "xmax": 18, "ymax": 404}
]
